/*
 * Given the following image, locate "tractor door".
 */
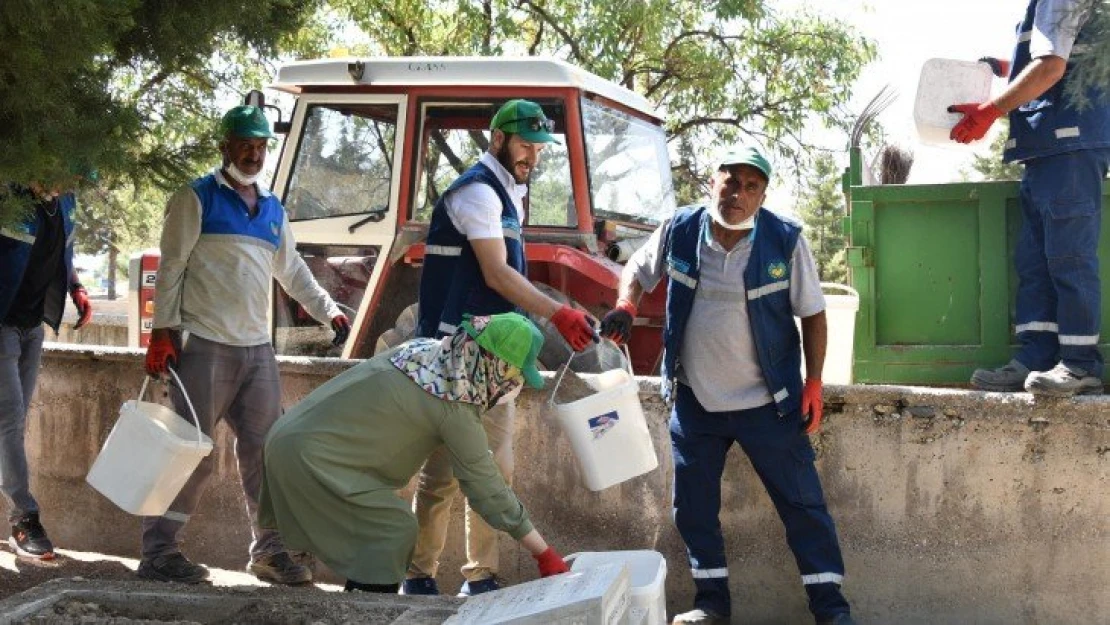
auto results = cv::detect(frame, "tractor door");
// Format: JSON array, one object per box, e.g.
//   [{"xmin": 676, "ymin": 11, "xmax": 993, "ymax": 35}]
[{"xmin": 270, "ymin": 94, "xmax": 407, "ymax": 358}]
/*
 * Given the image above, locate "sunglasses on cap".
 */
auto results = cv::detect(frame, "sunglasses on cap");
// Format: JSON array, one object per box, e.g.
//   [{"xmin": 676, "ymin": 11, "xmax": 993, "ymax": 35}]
[{"xmin": 497, "ymin": 117, "xmax": 556, "ymax": 133}]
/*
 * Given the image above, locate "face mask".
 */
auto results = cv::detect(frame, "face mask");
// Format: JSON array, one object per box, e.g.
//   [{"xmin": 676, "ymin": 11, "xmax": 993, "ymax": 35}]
[
  {"xmin": 709, "ymin": 204, "xmax": 756, "ymax": 231},
  {"xmin": 495, "ymin": 383, "xmax": 523, "ymax": 405},
  {"xmin": 225, "ymin": 162, "xmax": 260, "ymax": 186}
]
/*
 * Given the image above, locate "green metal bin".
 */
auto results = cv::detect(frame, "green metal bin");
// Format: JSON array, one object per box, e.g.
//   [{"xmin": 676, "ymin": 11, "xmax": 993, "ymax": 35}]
[{"xmin": 845, "ymin": 147, "xmax": 1110, "ymax": 385}]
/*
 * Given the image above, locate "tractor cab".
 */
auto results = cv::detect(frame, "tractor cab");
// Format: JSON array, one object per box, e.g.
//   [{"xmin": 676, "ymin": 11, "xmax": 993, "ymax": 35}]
[{"xmin": 266, "ymin": 56, "xmax": 674, "ymax": 373}]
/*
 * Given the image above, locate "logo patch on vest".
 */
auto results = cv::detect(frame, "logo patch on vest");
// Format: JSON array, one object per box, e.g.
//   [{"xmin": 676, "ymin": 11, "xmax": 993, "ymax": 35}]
[
  {"xmin": 588, "ymin": 411, "xmax": 619, "ymax": 439},
  {"xmin": 767, "ymin": 261, "xmax": 788, "ymax": 280},
  {"xmin": 668, "ymin": 256, "xmax": 691, "ymax": 274},
  {"xmin": 270, "ymin": 221, "xmax": 280, "ymax": 237}
]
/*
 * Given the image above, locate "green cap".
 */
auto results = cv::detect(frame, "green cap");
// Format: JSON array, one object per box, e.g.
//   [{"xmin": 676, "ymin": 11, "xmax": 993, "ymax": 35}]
[
  {"xmin": 461, "ymin": 312, "xmax": 546, "ymax": 389},
  {"xmin": 490, "ymin": 99, "xmax": 560, "ymax": 144},
  {"xmin": 716, "ymin": 145, "xmax": 772, "ymax": 182},
  {"xmin": 220, "ymin": 105, "xmax": 275, "ymax": 139}
]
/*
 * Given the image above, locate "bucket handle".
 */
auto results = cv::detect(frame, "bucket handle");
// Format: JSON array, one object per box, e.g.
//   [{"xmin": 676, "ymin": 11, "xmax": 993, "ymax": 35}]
[
  {"xmin": 820, "ymin": 282, "xmax": 859, "ymax": 299},
  {"xmin": 546, "ymin": 341, "xmax": 633, "ymax": 405},
  {"xmin": 137, "ymin": 368, "xmax": 205, "ymax": 448}
]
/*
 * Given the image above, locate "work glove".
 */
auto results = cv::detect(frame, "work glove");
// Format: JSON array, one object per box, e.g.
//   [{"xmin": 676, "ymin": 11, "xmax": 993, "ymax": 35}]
[
  {"xmin": 948, "ymin": 102, "xmax": 1003, "ymax": 144},
  {"xmin": 551, "ymin": 305, "xmax": 598, "ymax": 352},
  {"xmin": 145, "ymin": 328, "xmax": 180, "ymax": 376},
  {"xmin": 801, "ymin": 378, "xmax": 824, "ymax": 434},
  {"xmin": 600, "ymin": 299, "xmax": 637, "ymax": 344},
  {"xmin": 331, "ymin": 314, "xmax": 351, "ymax": 347},
  {"xmin": 978, "ymin": 56, "xmax": 1011, "ymax": 78},
  {"xmin": 534, "ymin": 546, "xmax": 570, "ymax": 578},
  {"xmin": 70, "ymin": 285, "xmax": 92, "ymax": 330}
]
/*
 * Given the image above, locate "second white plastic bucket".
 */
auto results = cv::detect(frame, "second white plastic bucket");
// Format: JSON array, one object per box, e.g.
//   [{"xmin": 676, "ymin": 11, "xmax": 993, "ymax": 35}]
[
  {"xmin": 796, "ymin": 283, "xmax": 859, "ymax": 384},
  {"xmin": 913, "ymin": 58, "xmax": 995, "ymax": 147},
  {"xmin": 86, "ymin": 370, "xmax": 213, "ymax": 516},
  {"xmin": 568, "ymin": 550, "xmax": 667, "ymax": 625},
  {"xmin": 549, "ymin": 346, "xmax": 658, "ymax": 492}
]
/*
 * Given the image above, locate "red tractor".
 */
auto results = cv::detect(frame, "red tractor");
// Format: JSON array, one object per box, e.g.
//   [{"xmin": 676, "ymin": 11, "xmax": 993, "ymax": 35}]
[{"xmin": 265, "ymin": 56, "xmax": 673, "ymax": 373}]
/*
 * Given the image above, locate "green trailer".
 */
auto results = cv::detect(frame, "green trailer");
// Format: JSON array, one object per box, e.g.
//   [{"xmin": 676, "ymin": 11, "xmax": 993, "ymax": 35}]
[{"xmin": 844, "ymin": 147, "xmax": 1110, "ymax": 385}]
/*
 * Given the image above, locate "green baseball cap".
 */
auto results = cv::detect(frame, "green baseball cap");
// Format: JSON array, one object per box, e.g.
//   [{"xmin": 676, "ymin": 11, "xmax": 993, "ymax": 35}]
[
  {"xmin": 490, "ymin": 99, "xmax": 560, "ymax": 144},
  {"xmin": 220, "ymin": 105, "xmax": 275, "ymax": 139},
  {"xmin": 461, "ymin": 312, "xmax": 546, "ymax": 389},
  {"xmin": 716, "ymin": 145, "xmax": 772, "ymax": 182}
]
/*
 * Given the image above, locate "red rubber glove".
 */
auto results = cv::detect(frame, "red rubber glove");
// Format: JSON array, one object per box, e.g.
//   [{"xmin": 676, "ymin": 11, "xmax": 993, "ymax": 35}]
[
  {"xmin": 978, "ymin": 56, "xmax": 1011, "ymax": 78},
  {"xmin": 70, "ymin": 285, "xmax": 92, "ymax": 329},
  {"xmin": 599, "ymin": 299, "xmax": 637, "ymax": 344},
  {"xmin": 550, "ymin": 305, "xmax": 597, "ymax": 352},
  {"xmin": 801, "ymin": 378, "xmax": 824, "ymax": 434},
  {"xmin": 145, "ymin": 328, "xmax": 180, "ymax": 376},
  {"xmin": 948, "ymin": 102, "xmax": 1003, "ymax": 144},
  {"xmin": 534, "ymin": 546, "xmax": 570, "ymax": 578},
  {"xmin": 331, "ymin": 314, "xmax": 351, "ymax": 347}
]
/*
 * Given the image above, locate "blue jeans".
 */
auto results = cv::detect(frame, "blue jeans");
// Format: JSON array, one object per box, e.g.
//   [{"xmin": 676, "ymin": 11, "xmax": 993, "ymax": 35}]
[
  {"xmin": 670, "ymin": 384, "xmax": 849, "ymax": 620},
  {"xmin": 1014, "ymin": 148, "xmax": 1110, "ymax": 376},
  {"xmin": 0, "ymin": 324, "xmax": 45, "ymax": 524}
]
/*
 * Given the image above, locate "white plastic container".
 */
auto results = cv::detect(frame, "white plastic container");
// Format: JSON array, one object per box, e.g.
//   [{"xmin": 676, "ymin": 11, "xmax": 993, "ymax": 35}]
[
  {"xmin": 86, "ymin": 370, "xmax": 213, "ymax": 516},
  {"xmin": 796, "ymin": 283, "xmax": 859, "ymax": 384},
  {"xmin": 549, "ymin": 346, "xmax": 658, "ymax": 492},
  {"xmin": 568, "ymin": 551, "xmax": 667, "ymax": 625},
  {"xmin": 913, "ymin": 58, "xmax": 995, "ymax": 146}
]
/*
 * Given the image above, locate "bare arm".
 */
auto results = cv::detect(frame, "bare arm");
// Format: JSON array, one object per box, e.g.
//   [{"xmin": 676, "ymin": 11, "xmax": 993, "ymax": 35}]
[
  {"xmin": 617, "ymin": 264, "xmax": 646, "ymax": 307},
  {"xmin": 800, "ymin": 311, "xmax": 827, "ymax": 381},
  {"xmin": 471, "ymin": 237, "xmax": 562, "ymax": 319},
  {"xmin": 992, "ymin": 56, "xmax": 1067, "ymax": 113},
  {"xmin": 519, "ymin": 530, "xmax": 550, "ymax": 556}
]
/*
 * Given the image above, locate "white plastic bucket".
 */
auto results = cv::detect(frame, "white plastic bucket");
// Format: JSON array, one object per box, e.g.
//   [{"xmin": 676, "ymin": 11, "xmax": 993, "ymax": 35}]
[
  {"xmin": 795, "ymin": 283, "xmax": 859, "ymax": 384},
  {"xmin": 568, "ymin": 550, "xmax": 667, "ymax": 625},
  {"xmin": 549, "ymin": 346, "xmax": 658, "ymax": 492},
  {"xmin": 86, "ymin": 370, "xmax": 213, "ymax": 516},
  {"xmin": 913, "ymin": 58, "xmax": 995, "ymax": 147}
]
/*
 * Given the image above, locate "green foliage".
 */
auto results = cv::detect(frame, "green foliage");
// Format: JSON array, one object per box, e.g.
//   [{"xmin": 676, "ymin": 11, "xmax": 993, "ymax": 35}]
[
  {"xmin": 962, "ymin": 120, "xmax": 1023, "ymax": 182},
  {"xmin": 796, "ymin": 153, "xmax": 847, "ymax": 283},
  {"xmin": 1065, "ymin": 0, "xmax": 1110, "ymax": 109}
]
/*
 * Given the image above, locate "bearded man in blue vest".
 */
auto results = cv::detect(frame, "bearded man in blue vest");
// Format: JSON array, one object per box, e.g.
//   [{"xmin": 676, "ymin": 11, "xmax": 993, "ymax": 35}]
[
  {"xmin": 600, "ymin": 146, "xmax": 853, "ymax": 625},
  {"xmin": 404, "ymin": 99, "xmax": 597, "ymax": 597},
  {"xmin": 141, "ymin": 105, "xmax": 350, "ymax": 586},
  {"xmin": 955, "ymin": 0, "xmax": 1110, "ymax": 396}
]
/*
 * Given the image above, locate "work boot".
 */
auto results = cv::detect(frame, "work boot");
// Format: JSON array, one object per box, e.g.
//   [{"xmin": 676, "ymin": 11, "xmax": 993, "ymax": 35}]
[
  {"xmin": 400, "ymin": 576, "xmax": 440, "ymax": 595},
  {"xmin": 457, "ymin": 576, "xmax": 502, "ymax": 597},
  {"xmin": 671, "ymin": 608, "xmax": 728, "ymax": 624},
  {"xmin": 248, "ymin": 551, "xmax": 313, "ymax": 585},
  {"xmin": 1024, "ymin": 362, "xmax": 1103, "ymax": 397},
  {"xmin": 817, "ymin": 613, "xmax": 858, "ymax": 625},
  {"xmin": 137, "ymin": 553, "xmax": 209, "ymax": 584},
  {"xmin": 970, "ymin": 359, "xmax": 1030, "ymax": 392},
  {"xmin": 8, "ymin": 512, "xmax": 55, "ymax": 560}
]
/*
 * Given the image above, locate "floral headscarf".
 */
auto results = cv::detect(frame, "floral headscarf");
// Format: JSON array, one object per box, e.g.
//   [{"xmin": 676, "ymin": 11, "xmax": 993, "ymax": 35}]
[{"xmin": 390, "ymin": 322, "xmax": 522, "ymax": 410}]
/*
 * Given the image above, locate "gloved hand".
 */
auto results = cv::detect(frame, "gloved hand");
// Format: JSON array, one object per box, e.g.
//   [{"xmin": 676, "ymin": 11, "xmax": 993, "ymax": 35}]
[
  {"xmin": 550, "ymin": 305, "xmax": 597, "ymax": 352},
  {"xmin": 948, "ymin": 102, "xmax": 1003, "ymax": 144},
  {"xmin": 70, "ymin": 285, "xmax": 92, "ymax": 329},
  {"xmin": 600, "ymin": 299, "xmax": 637, "ymax": 344},
  {"xmin": 533, "ymin": 546, "xmax": 570, "ymax": 578},
  {"xmin": 978, "ymin": 56, "xmax": 1011, "ymax": 78},
  {"xmin": 145, "ymin": 328, "xmax": 180, "ymax": 376},
  {"xmin": 801, "ymin": 378, "xmax": 824, "ymax": 434},
  {"xmin": 331, "ymin": 314, "xmax": 351, "ymax": 347}
]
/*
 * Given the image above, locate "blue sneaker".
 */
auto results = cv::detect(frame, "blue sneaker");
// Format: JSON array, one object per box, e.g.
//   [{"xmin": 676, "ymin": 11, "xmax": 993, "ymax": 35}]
[
  {"xmin": 401, "ymin": 576, "xmax": 440, "ymax": 595},
  {"xmin": 457, "ymin": 577, "xmax": 501, "ymax": 597}
]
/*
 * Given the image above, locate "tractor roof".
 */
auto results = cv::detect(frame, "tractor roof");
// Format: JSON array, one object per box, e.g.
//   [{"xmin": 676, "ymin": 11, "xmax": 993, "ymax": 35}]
[{"xmin": 271, "ymin": 56, "xmax": 660, "ymax": 120}]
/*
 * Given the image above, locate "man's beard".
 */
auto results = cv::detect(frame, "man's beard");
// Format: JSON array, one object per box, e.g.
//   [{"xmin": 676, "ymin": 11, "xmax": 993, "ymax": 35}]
[{"xmin": 497, "ymin": 142, "xmax": 531, "ymax": 184}]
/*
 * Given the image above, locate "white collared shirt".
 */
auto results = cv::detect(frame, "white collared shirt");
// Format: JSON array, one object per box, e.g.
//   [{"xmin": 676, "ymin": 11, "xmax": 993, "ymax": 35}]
[{"xmin": 444, "ymin": 152, "xmax": 528, "ymax": 240}]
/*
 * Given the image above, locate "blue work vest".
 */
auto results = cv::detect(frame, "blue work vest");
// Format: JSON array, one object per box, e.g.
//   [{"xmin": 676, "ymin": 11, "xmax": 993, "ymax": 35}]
[
  {"xmin": 416, "ymin": 162, "xmax": 526, "ymax": 338},
  {"xmin": 0, "ymin": 191, "xmax": 79, "ymax": 332},
  {"xmin": 661, "ymin": 206, "xmax": 803, "ymax": 416},
  {"xmin": 1004, "ymin": 0, "xmax": 1110, "ymax": 162},
  {"xmin": 190, "ymin": 173, "xmax": 284, "ymax": 249}
]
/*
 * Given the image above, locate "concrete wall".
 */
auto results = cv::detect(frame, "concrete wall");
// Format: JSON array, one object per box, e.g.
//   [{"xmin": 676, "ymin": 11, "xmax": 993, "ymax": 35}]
[{"xmin": 13, "ymin": 345, "xmax": 1109, "ymax": 625}]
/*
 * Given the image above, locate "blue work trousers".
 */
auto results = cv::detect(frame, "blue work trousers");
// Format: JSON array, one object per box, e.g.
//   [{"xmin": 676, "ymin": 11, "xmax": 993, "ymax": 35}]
[
  {"xmin": 670, "ymin": 384, "xmax": 848, "ymax": 620},
  {"xmin": 1014, "ymin": 149, "xmax": 1110, "ymax": 376}
]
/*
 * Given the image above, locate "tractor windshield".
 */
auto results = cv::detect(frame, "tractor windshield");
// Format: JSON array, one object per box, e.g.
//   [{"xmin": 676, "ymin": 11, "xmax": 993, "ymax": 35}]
[{"xmin": 581, "ymin": 98, "xmax": 676, "ymax": 226}]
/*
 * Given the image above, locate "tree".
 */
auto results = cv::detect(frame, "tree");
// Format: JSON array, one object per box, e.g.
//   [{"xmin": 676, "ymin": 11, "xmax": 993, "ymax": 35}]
[
  {"xmin": 796, "ymin": 153, "xmax": 847, "ymax": 283},
  {"xmin": 323, "ymin": 0, "xmax": 876, "ymax": 204},
  {"xmin": 962, "ymin": 120, "xmax": 1023, "ymax": 182},
  {"xmin": 1065, "ymin": 0, "xmax": 1110, "ymax": 109},
  {"xmin": 0, "ymin": 0, "xmax": 320, "ymax": 226}
]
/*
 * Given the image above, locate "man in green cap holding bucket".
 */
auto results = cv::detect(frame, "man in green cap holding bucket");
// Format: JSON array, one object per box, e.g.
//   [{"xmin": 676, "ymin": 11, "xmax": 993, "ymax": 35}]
[
  {"xmin": 259, "ymin": 312, "xmax": 571, "ymax": 593},
  {"xmin": 601, "ymin": 145, "xmax": 855, "ymax": 625},
  {"xmin": 140, "ymin": 105, "xmax": 350, "ymax": 586},
  {"xmin": 404, "ymin": 98, "xmax": 597, "ymax": 597}
]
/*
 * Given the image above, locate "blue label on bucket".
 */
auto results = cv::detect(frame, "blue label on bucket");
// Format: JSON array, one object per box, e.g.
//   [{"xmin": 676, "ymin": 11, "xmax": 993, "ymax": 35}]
[{"xmin": 588, "ymin": 411, "xmax": 619, "ymax": 439}]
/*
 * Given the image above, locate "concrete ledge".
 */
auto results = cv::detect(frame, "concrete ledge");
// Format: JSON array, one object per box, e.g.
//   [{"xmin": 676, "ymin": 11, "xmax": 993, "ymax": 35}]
[{"xmin": 13, "ymin": 346, "xmax": 1110, "ymax": 624}]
